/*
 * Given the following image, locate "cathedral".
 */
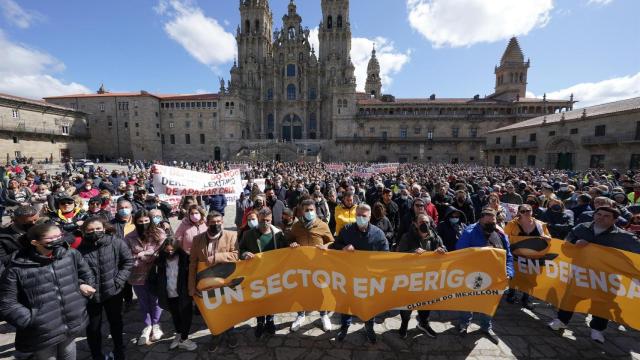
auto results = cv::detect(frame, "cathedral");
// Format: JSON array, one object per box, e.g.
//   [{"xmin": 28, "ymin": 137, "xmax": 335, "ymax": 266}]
[{"xmin": 44, "ymin": 0, "xmax": 574, "ymax": 164}]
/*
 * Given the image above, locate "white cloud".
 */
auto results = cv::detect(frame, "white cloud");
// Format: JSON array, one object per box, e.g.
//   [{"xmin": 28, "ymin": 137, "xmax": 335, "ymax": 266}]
[
  {"xmin": 155, "ymin": 0, "xmax": 236, "ymax": 70},
  {"xmin": 406, "ymin": 0, "xmax": 553, "ymax": 48},
  {"xmin": 0, "ymin": 0, "xmax": 41, "ymax": 29},
  {"xmin": 543, "ymin": 72, "xmax": 640, "ymax": 108},
  {"xmin": 308, "ymin": 28, "xmax": 411, "ymax": 92},
  {"xmin": 0, "ymin": 30, "xmax": 89, "ymax": 99}
]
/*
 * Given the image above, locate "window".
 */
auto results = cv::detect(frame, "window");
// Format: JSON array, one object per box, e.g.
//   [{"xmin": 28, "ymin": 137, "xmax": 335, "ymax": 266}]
[
  {"xmin": 134, "ymin": 101, "xmax": 138, "ymax": 108},
  {"xmin": 61, "ymin": 125, "xmax": 69, "ymax": 135},
  {"xmin": 337, "ymin": 15, "xmax": 343, "ymax": 28},
  {"xmin": 267, "ymin": 114, "xmax": 274, "ymax": 131},
  {"xmin": 134, "ymin": 111, "xmax": 138, "ymax": 116},
  {"xmin": 155, "ymin": 112, "xmax": 158, "ymax": 117},
  {"xmin": 369, "ymin": 127, "xmax": 375, "ymax": 134},
  {"xmin": 287, "ymin": 64, "xmax": 296, "ymax": 77},
  {"xmin": 99, "ymin": 103, "xmax": 105, "ymax": 112},
  {"xmin": 529, "ymin": 133, "xmax": 537, "ymax": 142},
  {"xmin": 11, "ymin": 109, "xmax": 19, "ymax": 118},
  {"xmin": 108, "ymin": 122, "xmax": 113, "ymax": 127},
  {"xmin": 135, "ymin": 123, "xmax": 139, "ymax": 128},
  {"xmin": 198, "ymin": 121, "xmax": 203, "ymax": 129},
  {"xmin": 414, "ymin": 127, "xmax": 421, "ymax": 135},
  {"xmin": 185, "ymin": 134, "xmax": 191, "ymax": 144},
  {"xmin": 161, "ymin": 135, "xmax": 165, "ymax": 144},
  {"xmin": 427, "ymin": 129, "xmax": 433, "ymax": 140},
  {"xmin": 595, "ymin": 125, "xmax": 606, "ymax": 137},
  {"xmin": 287, "ymin": 84, "xmax": 296, "ymax": 100},
  {"xmin": 156, "ymin": 123, "xmax": 160, "ymax": 129},
  {"xmin": 185, "ymin": 113, "xmax": 190, "ymax": 118},
  {"xmin": 200, "ymin": 134, "xmax": 205, "ymax": 144},
  {"xmin": 309, "ymin": 88, "xmax": 317, "ymax": 100},
  {"xmin": 169, "ymin": 122, "xmax": 175, "ymax": 128},
  {"xmin": 549, "ymin": 131, "xmax": 556, "ymax": 136},
  {"xmin": 156, "ymin": 132, "xmax": 160, "ymax": 137},
  {"xmin": 570, "ymin": 128, "xmax": 579, "ymax": 135},
  {"xmin": 509, "ymin": 155, "xmax": 517, "ymax": 165},
  {"xmin": 527, "ymin": 155, "xmax": 536, "ymax": 166},
  {"xmin": 400, "ymin": 129, "xmax": 408, "ymax": 138},
  {"xmin": 470, "ymin": 128, "xmax": 478, "ymax": 138},
  {"xmin": 630, "ymin": 154, "xmax": 640, "ymax": 170},
  {"xmin": 170, "ymin": 135, "xmax": 175, "ymax": 144},
  {"xmin": 452, "ymin": 127, "xmax": 459, "ymax": 138},
  {"xmin": 185, "ymin": 121, "xmax": 191, "ymax": 128},
  {"xmin": 496, "ymin": 137, "xmax": 501, "ymax": 144},
  {"xmin": 135, "ymin": 132, "xmax": 139, "ymax": 137},
  {"xmin": 327, "ymin": 15, "xmax": 333, "ymax": 29},
  {"xmin": 267, "ymin": 88, "xmax": 273, "ymax": 100},
  {"xmin": 196, "ymin": 102, "xmax": 201, "ymax": 108},
  {"xmin": 124, "ymin": 122, "xmax": 128, "ymax": 128},
  {"xmin": 12, "ymin": 137, "xmax": 18, "ymax": 144},
  {"xmin": 169, "ymin": 113, "xmax": 173, "ymax": 118},
  {"xmin": 590, "ymin": 155, "xmax": 605, "ymax": 169},
  {"xmin": 309, "ymin": 113, "xmax": 317, "ymax": 130},
  {"xmin": 494, "ymin": 155, "xmax": 501, "ymax": 166}
]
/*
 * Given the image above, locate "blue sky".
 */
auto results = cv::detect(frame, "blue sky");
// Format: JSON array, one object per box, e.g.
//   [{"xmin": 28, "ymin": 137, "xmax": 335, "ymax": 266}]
[{"xmin": 1, "ymin": 0, "xmax": 639, "ymax": 107}]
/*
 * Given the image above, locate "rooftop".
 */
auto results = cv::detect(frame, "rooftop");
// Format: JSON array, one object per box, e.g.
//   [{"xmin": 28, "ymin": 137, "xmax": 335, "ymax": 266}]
[
  {"xmin": 0, "ymin": 92, "xmax": 81, "ymax": 112},
  {"xmin": 43, "ymin": 91, "xmax": 221, "ymax": 101},
  {"xmin": 489, "ymin": 97, "xmax": 640, "ymax": 133},
  {"xmin": 356, "ymin": 96, "xmax": 568, "ymax": 106}
]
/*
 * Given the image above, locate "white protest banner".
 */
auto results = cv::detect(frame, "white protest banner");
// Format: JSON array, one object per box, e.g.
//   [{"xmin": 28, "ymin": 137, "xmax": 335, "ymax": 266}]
[
  {"xmin": 326, "ymin": 163, "xmax": 345, "ymax": 172},
  {"xmin": 152, "ymin": 165, "xmax": 243, "ymax": 202}
]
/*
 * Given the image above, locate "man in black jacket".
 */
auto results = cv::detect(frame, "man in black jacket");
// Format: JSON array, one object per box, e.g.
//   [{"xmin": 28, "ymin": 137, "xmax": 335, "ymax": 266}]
[
  {"xmin": 0, "ymin": 205, "xmax": 39, "ymax": 266},
  {"xmin": 0, "ymin": 223, "xmax": 96, "ymax": 359}
]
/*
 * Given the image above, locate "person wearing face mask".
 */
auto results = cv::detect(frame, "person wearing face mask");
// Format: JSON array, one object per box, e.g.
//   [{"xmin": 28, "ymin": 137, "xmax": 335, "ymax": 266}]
[
  {"xmin": 287, "ymin": 181, "xmax": 307, "ymax": 209},
  {"xmin": 49, "ymin": 194, "xmax": 89, "ymax": 248},
  {"xmin": 239, "ymin": 208, "xmax": 286, "ymax": 338},
  {"xmin": 279, "ymin": 208, "xmax": 297, "ymax": 236},
  {"xmin": 539, "ymin": 198, "xmax": 574, "ymax": 239},
  {"xmin": 333, "ymin": 204, "xmax": 389, "ymax": 344},
  {"xmin": 265, "ymin": 187, "xmax": 286, "ymax": 228},
  {"xmin": 147, "ymin": 238, "xmax": 198, "ymax": 351},
  {"xmin": 286, "ymin": 200, "xmax": 335, "ymax": 332},
  {"xmin": 174, "ymin": 205, "xmax": 207, "ymax": 255},
  {"xmin": 312, "ymin": 191, "xmax": 330, "ymax": 223},
  {"xmin": 188, "ymin": 211, "xmax": 239, "ymax": 353},
  {"xmin": 77, "ymin": 218, "xmax": 133, "ymax": 360},
  {"xmin": 243, "ymin": 194, "xmax": 267, "ymax": 228},
  {"xmin": 272, "ymin": 177, "xmax": 288, "ymax": 202},
  {"xmin": 397, "ymin": 213, "xmax": 446, "ymax": 339},
  {"xmin": 524, "ymin": 195, "xmax": 545, "ymax": 220},
  {"xmin": 452, "ymin": 190, "xmax": 476, "ymax": 224},
  {"xmin": 334, "ymin": 191, "xmax": 357, "ymax": 236},
  {"xmin": 87, "ymin": 196, "xmax": 112, "ymax": 222},
  {"xmin": 570, "ymin": 193, "xmax": 593, "ymax": 221},
  {"xmin": 0, "ymin": 205, "xmax": 40, "ymax": 267},
  {"xmin": 78, "ymin": 179, "xmax": 100, "ymax": 200},
  {"xmin": 395, "ymin": 187, "xmax": 413, "ymax": 221},
  {"xmin": 456, "ymin": 208, "xmax": 514, "ymax": 344},
  {"xmin": 125, "ymin": 210, "xmax": 167, "ymax": 346},
  {"xmin": 436, "ymin": 206, "xmax": 468, "ymax": 251},
  {"xmin": 30, "ymin": 184, "xmax": 50, "ymax": 214},
  {"xmin": 471, "ymin": 189, "xmax": 489, "ymax": 220},
  {"xmin": 0, "ymin": 223, "xmax": 96, "ymax": 360}
]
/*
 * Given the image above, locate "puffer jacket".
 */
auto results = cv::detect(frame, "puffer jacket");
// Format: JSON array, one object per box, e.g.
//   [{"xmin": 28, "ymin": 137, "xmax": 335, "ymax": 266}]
[
  {"xmin": 174, "ymin": 218, "xmax": 207, "ymax": 254},
  {"xmin": 77, "ymin": 234, "xmax": 134, "ymax": 303},
  {"xmin": 125, "ymin": 229, "xmax": 165, "ymax": 286},
  {"xmin": 0, "ymin": 246, "xmax": 95, "ymax": 353}
]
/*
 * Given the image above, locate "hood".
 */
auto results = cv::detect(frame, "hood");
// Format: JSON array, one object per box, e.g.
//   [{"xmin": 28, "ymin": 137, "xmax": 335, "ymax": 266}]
[{"xmin": 443, "ymin": 206, "xmax": 467, "ymax": 223}]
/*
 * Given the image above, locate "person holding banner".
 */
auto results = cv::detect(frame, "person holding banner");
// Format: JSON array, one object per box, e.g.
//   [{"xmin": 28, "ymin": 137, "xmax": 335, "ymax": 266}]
[
  {"xmin": 397, "ymin": 213, "xmax": 446, "ymax": 339},
  {"xmin": 548, "ymin": 206, "xmax": 640, "ymax": 344},
  {"xmin": 503, "ymin": 204, "xmax": 551, "ymax": 310},
  {"xmin": 239, "ymin": 208, "xmax": 286, "ymax": 338},
  {"xmin": 287, "ymin": 199, "xmax": 335, "ymax": 332},
  {"xmin": 456, "ymin": 208, "xmax": 514, "ymax": 344},
  {"xmin": 188, "ymin": 211, "xmax": 239, "ymax": 353},
  {"xmin": 333, "ymin": 203, "xmax": 389, "ymax": 344}
]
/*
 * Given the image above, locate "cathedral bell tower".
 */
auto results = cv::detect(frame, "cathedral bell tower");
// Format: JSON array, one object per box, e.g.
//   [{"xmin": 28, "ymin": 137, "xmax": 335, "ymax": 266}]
[
  {"xmin": 236, "ymin": 0, "xmax": 273, "ymax": 91},
  {"xmin": 493, "ymin": 37, "xmax": 529, "ymax": 100},
  {"xmin": 365, "ymin": 45, "xmax": 382, "ymax": 99}
]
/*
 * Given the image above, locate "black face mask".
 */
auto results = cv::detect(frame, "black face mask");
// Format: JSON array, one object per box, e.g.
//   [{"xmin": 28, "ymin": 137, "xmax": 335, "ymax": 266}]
[
  {"xmin": 208, "ymin": 224, "xmax": 222, "ymax": 235},
  {"xmin": 254, "ymin": 201, "xmax": 264, "ymax": 209},
  {"xmin": 42, "ymin": 239, "xmax": 66, "ymax": 250},
  {"xmin": 282, "ymin": 219, "xmax": 292, "ymax": 226},
  {"xmin": 483, "ymin": 223, "xmax": 497, "ymax": 233},
  {"xmin": 551, "ymin": 205, "xmax": 563, "ymax": 212},
  {"xmin": 136, "ymin": 223, "xmax": 150, "ymax": 235},
  {"xmin": 84, "ymin": 230, "xmax": 105, "ymax": 243},
  {"xmin": 18, "ymin": 222, "xmax": 36, "ymax": 232},
  {"xmin": 419, "ymin": 223, "xmax": 430, "ymax": 233}
]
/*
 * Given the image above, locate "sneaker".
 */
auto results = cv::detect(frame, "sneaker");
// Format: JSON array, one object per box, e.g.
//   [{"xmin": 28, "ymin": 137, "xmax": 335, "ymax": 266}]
[
  {"xmin": 398, "ymin": 321, "xmax": 408, "ymax": 339},
  {"xmin": 255, "ymin": 322, "xmax": 265, "ymax": 339},
  {"xmin": 483, "ymin": 329, "xmax": 499, "ymax": 344},
  {"xmin": 169, "ymin": 334, "xmax": 181, "ymax": 350},
  {"xmin": 151, "ymin": 324, "xmax": 163, "ymax": 342},
  {"xmin": 290, "ymin": 314, "xmax": 305, "ymax": 332},
  {"xmin": 548, "ymin": 318, "xmax": 568, "ymax": 331},
  {"xmin": 208, "ymin": 339, "xmax": 218, "ymax": 353},
  {"xmin": 321, "ymin": 314, "xmax": 332, "ymax": 332},
  {"xmin": 337, "ymin": 326, "xmax": 349, "ymax": 342},
  {"xmin": 365, "ymin": 325, "xmax": 377, "ymax": 344},
  {"xmin": 265, "ymin": 321, "xmax": 276, "ymax": 335},
  {"xmin": 137, "ymin": 325, "xmax": 152, "ymax": 346},
  {"xmin": 178, "ymin": 339, "xmax": 198, "ymax": 351},
  {"xmin": 226, "ymin": 333, "xmax": 239, "ymax": 349},
  {"xmin": 591, "ymin": 329, "xmax": 605, "ymax": 344},
  {"xmin": 458, "ymin": 325, "xmax": 468, "ymax": 336},
  {"xmin": 417, "ymin": 322, "xmax": 437, "ymax": 338}
]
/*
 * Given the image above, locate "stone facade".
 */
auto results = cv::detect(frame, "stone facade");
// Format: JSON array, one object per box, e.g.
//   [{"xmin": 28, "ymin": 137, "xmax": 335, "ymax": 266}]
[
  {"xmin": 485, "ymin": 97, "xmax": 640, "ymax": 170},
  {"xmin": 45, "ymin": 0, "xmax": 574, "ymax": 164},
  {"xmin": 0, "ymin": 93, "xmax": 88, "ymax": 163}
]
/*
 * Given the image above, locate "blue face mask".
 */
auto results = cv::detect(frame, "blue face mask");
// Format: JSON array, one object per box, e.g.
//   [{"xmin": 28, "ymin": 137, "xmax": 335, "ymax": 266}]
[
  {"xmin": 449, "ymin": 217, "xmax": 460, "ymax": 225},
  {"xmin": 356, "ymin": 216, "xmax": 369, "ymax": 228},
  {"xmin": 304, "ymin": 211, "xmax": 316, "ymax": 222},
  {"xmin": 152, "ymin": 216, "xmax": 162, "ymax": 225},
  {"xmin": 118, "ymin": 208, "xmax": 132, "ymax": 217},
  {"xmin": 248, "ymin": 219, "xmax": 259, "ymax": 229}
]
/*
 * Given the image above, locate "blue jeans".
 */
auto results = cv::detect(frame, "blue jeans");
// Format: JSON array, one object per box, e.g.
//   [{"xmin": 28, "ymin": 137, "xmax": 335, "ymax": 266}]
[{"xmin": 458, "ymin": 312, "xmax": 492, "ymax": 331}]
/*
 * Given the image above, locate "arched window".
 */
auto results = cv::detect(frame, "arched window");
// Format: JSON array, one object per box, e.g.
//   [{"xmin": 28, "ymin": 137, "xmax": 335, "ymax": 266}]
[
  {"xmin": 309, "ymin": 88, "xmax": 317, "ymax": 100},
  {"xmin": 254, "ymin": 20, "xmax": 260, "ymax": 33},
  {"xmin": 287, "ymin": 64, "xmax": 296, "ymax": 77},
  {"xmin": 287, "ymin": 84, "xmax": 296, "ymax": 100},
  {"xmin": 337, "ymin": 15, "xmax": 343, "ymax": 28},
  {"xmin": 267, "ymin": 114, "xmax": 274, "ymax": 131},
  {"xmin": 288, "ymin": 27, "xmax": 296, "ymax": 39},
  {"xmin": 245, "ymin": 20, "xmax": 250, "ymax": 34},
  {"xmin": 327, "ymin": 15, "xmax": 333, "ymax": 29},
  {"xmin": 266, "ymin": 88, "xmax": 273, "ymax": 100},
  {"xmin": 309, "ymin": 113, "xmax": 317, "ymax": 130},
  {"xmin": 519, "ymin": 73, "xmax": 524, "ymax": 83}
]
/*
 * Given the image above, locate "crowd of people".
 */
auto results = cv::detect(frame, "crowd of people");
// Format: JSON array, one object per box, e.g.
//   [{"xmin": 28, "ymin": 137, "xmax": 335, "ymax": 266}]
[{"xmin": 1, "ymin": 160, "xmax": 640, "ymax": 359}]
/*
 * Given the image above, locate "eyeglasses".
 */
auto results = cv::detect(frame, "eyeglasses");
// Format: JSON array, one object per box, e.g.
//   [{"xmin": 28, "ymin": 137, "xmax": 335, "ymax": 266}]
[{"xmin": 519, "ymin": 210, "xmax": 532, "ymax": 214}]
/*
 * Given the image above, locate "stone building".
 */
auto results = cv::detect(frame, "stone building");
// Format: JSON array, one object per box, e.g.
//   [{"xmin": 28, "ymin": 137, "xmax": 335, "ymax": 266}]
[
  {"xmin": 45, "ymin": 0, "xmax": 574, "ymax": 164},
  {"xmin": 0, "ymin": 93, "xmax": 89, "ymax": 163},
  {"xmin": 485, "ymin": 97, "xmax": 640, "ymax": 170}
]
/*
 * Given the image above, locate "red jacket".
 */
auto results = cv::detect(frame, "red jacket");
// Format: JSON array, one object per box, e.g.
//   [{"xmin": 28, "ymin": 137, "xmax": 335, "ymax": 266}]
[{"xmin": 425, "ymin": 203, "xmax": 439, "ymax": 224}]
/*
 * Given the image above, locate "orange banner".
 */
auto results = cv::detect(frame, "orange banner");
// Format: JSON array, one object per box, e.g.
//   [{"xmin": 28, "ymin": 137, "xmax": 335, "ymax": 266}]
[
  {"xmin": 510, "ymin": 236, "xmax": 640, "ymax": 330},
  {"xmin": 193, "ymin": 247, "xmax": 508, "ymax": 335}
]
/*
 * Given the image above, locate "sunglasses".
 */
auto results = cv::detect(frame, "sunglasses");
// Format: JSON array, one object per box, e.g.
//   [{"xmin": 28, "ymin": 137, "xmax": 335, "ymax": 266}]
[{"xmin": 519, "ymin": 209, "xmax": 532, "ymax": 214}]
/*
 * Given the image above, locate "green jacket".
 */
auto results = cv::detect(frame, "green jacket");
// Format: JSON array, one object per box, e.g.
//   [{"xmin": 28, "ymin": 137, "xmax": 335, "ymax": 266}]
[{"xmin": 239, "ymin": 225, "xmax": 286, "ymax": 259}]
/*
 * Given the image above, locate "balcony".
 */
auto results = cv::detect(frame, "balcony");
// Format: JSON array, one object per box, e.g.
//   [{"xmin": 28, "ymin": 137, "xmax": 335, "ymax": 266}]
[
  {"xmin": 0, "ymin": 120, "xmax": 89, "ymax": 138},
  {"xmin": 335, "ymin": 136, "xmax": 485, "ymax": 143},
  {"xmin": 619, "ymin": 133, "xmax": 640, "ymax": 143},
  {"xmin": 581, "ymin": 135, "xmax": 619, "ymax": 146}
]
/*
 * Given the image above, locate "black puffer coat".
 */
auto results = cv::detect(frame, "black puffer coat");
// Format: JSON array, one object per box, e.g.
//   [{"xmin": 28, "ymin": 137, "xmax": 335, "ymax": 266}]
[
  {"xmin": 77, "ymin": 234, "xmax": 134, "ymax": 303},
  {"xmin": 0, "ymin": 246, "xmax": 95, "ymax": 353}
]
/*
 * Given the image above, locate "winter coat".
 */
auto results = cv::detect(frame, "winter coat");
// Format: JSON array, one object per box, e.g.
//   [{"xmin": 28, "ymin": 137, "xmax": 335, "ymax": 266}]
[
  {"xmin": 206, "ymin": 194, "xmax": 227, "ymax": 215},
  {"xmin": 456, "ymin": 223, "xmax": 514, "ymax": 278},
  {"xmin": 539, "ymin": 209, "xmax": 574, "ymax": 239},
  {"xmin": 397, "ymin": 223, "xmax": 445, "ymax": 253},
  {"xmin": 436, "ymin": 206, "xmax": 468, "ymax": 251},
  {"xmin": 48, "ymin": 208, "xmax": 89, "ymax": 235},
  {"xmin": 0, "ymin": 225, "xmax": 26, "ymax": 265},
  {"xmin": 371, "ymin": 216, "xmax": 394, "ymax": 247},
  {"xmin": 77, "ymin": 234, "xmax": 134, "ymax": 303},
  {"xmin": 239, "ymin": 225, "xmax": 286, "ymax": 258},
  {"xmin": 174, "ymin": 217, "xmax": 208, "ymax": 254},
  {"xmin": 147, "ymin": 249, "xmax": 192, "ymax": 310},
  {"xmin": 452, "ymin": 199, "xmax": 476, "ymax": 224},
  {"xmin": 286, "ymin": 218, "xmax": 334, "ymax": 247},
  {"xmin": 0, "ymin": 246, "xmax": 95, "ymax": 353},
  {"xmin": 333, "ymin": 223, "xmax": 389, "ymax": 252},
  {"xmin": 269, "ymin": 199, "xmax": 286, "ymax": 228},
  {"xmin": 566, "ymin": 222, "xmax": 640, "ymax": 253},
  {"xmin": 382, "ymin": 200, "xmax": 400, "ymax": 233},
  {"xmin": 334, "ymin": 204, "xmax": 357, "ymax": 236},
  {"xmin": 125, "ymin": 229, "xmax": 166, "ymax": 286}
]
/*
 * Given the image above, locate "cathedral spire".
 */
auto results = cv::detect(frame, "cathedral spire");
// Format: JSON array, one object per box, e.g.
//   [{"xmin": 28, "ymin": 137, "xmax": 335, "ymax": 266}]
[
  {"xmin": 501, "ymin": 37, "xmax": 525, "ymax": 65},
  {"xmin": 493, "ymin": 36, "xmax": 530, "ymax": 100},
  {"xmin": 365, "ymin": 44, "xmax": 381, "ymax": 99}
]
